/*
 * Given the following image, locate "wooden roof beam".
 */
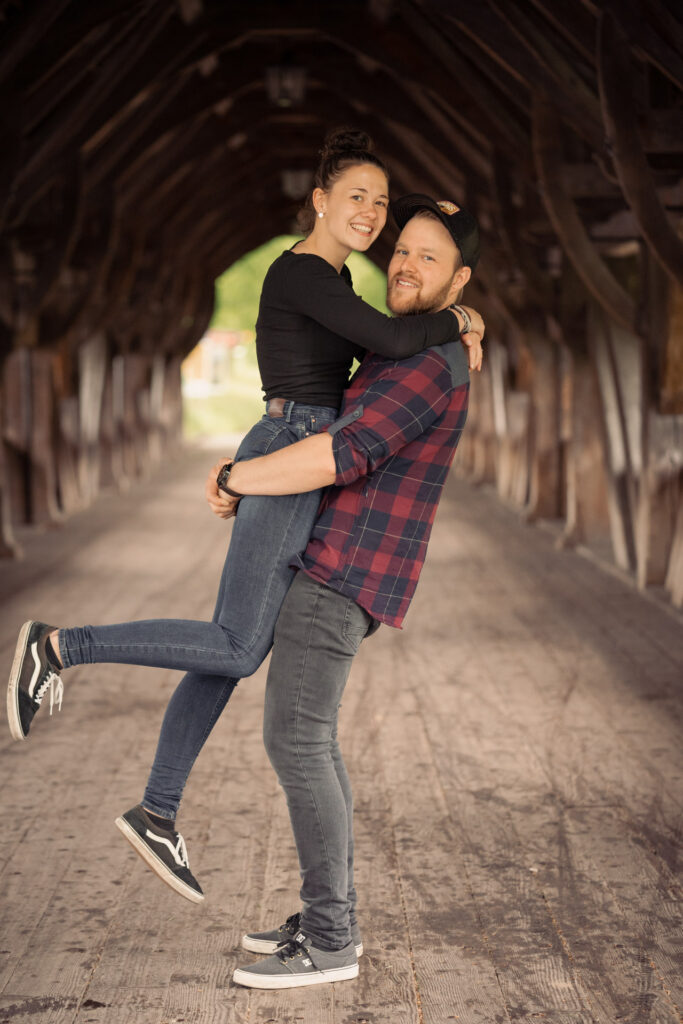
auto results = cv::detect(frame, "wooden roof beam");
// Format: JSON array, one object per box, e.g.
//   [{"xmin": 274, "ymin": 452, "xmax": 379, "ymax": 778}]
[
  {"xmin": 598, "ymin": 10, "xmax": 683, "ymax": 288},
  {"xmin": 486, "ymin": 0, "xmax": 604, "ymax": 152},
  {"xmin": 119, "ymin": 93, "xmax": 438, "ymax": 222},
  {"xmin": 523, "ymin": 0, "xmax": 595, "ymax": 65},
  {"xmin": 0, "ymin": 0, "xmax": 72, "ymax": 86},
  {"xmin": 426, "ymin": 0, "xmax": 603, "ymax": 153},
  {"xmin": 401, "ymin": 87, "xmax": 492, "ymax": 183},
  {"xmin": 99, "ymin": 46, "xmax": 492, "ymax": 198},
  {"xmin": 491, "ymin": 153, "xmax": 551, "ymax": 308},
  {"xmin": 397, "ymin": 2, "xmax": 529, "ymax": 158},
  {"xmin": 17, "ymin": 6, "xmax": 175, "ymax": 186},
  {"xmin": 579, "ymin": 0, "xmax": 683, "ymax": 91},
  {"xmin": 532, "ymin": 96, "xmax": 637, "ymax": 333},
  {"xmin": 301, "ymin": 48, "xmax": 491, "ymax": 179},
  {"xmin": 192, "ymin": 5, "xmax": 524, "ymax": 164},
  {"xmin": 560, "ymin": 162, "xmax": 682, "ymax": 200}
]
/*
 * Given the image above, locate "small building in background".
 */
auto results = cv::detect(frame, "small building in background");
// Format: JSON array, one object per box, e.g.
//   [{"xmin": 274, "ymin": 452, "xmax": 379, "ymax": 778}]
[{"xmin": 182, "ymin": 328, "xmax": 251, "ymax": 397}]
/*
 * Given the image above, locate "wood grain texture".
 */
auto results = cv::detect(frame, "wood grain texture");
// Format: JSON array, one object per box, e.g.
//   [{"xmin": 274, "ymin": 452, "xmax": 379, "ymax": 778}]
[{"xmin": 0, "ymin": 448, "xmax": 681, "ymax": 1023}]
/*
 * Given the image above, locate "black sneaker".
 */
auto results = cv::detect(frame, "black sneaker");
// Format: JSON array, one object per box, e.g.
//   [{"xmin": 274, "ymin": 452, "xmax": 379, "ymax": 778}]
[
  {"xmin": 242, "ymin": 911, "xmax": 363, "ymax": 957},
  {"xmin": 114, "ymin": 804, "xmax": 204, "ymax": 903},
  {"xmin": 7, "ymin": 621, "xmax": 63, "ymax": 741},
  {"xmin": 233, "ymin": 929, "xmax": 358, "ymax": 990}
]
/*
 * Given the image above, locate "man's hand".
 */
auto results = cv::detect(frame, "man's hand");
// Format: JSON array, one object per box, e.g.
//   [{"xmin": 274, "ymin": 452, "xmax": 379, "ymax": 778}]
[
  {"xmin": 206, "ymin": 458, "xmax": 240, "ymax": 519},
  {"xmin": 461, "ymin": 331, "xmax": 483, "ymax": 373},
  {"xmin": 451, "ymin": 304, "xmax": 484, "ymax": 372}
]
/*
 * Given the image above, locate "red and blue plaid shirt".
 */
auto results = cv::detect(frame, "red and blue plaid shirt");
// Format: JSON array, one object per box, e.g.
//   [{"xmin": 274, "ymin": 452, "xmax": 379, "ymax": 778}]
[{"xmin": 297, "ymin": 340, "xmax": 470, "ymax": 628}]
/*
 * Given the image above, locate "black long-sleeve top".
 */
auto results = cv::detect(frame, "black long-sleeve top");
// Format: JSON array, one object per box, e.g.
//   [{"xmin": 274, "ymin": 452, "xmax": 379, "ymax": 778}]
[{"xmin": 255, "ymin": 250, "xmax": 461, "ymax": 408}]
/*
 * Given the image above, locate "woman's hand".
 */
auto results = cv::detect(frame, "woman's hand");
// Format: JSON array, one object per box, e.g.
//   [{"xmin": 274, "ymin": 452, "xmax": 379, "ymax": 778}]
[
  {"xmin": 206, "ymin": 458, "xmax": 240, "ymax": 520},
  {"xmin": 451, "ymin": 305, "xmax": 485, "ymax": 372}
]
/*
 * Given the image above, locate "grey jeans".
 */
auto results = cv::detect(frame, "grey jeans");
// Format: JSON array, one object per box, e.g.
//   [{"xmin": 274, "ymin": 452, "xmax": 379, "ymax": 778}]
[{"xmin": 263, "ymin": 571, "xmax": 375, "ymax": 951}]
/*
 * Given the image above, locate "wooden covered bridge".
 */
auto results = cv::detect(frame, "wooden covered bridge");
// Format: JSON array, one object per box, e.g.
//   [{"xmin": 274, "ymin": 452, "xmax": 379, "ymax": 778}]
[{"xmin": 0, "ymin": 2, "xmax": 682, "ymax": 1023}]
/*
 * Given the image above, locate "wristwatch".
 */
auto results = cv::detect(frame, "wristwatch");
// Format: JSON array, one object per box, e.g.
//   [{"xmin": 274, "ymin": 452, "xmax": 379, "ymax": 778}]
[
  {"xmin": 216, "ymin": 461, "xmax": 244, "ymax": 499},
  {"xmin": 450, "ymin": 303, "xmax": 471, "ymax": 335}
]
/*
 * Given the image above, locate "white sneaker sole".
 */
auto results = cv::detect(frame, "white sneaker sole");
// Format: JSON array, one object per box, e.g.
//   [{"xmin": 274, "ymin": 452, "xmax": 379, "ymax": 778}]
[
  {"xmin": 232, "ymin": 962, "xmax": 359, "ymax": 989},
  {"xmin": 7, "ymin": 621, "xmax": 33, "ymax": 742},
  {"xmin": 114, "ymin": 816, "xmax": 204, "ymax": 903},
  {"xmin": 241, "ymin": 934, "xmax": 363, "ymax": 957}
]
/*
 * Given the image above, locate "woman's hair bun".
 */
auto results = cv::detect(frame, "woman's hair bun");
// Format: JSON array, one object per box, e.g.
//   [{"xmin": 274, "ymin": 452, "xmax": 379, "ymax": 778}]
[
  {"xmin": 297, "ymin": 126, "xmax": 388, "ymax": 234},
  {"xmin": 321, "ymin": 128, "xmax": 372, "ymax": 158}
]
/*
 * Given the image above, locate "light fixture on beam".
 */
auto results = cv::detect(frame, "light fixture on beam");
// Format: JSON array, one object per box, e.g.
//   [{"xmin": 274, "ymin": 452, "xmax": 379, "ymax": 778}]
[
  {"xmin": 266, "ymin": 65, "xmax": 307, "ymax": 108},
  {"xmin": 282, "ymin": 169, "xmax": 312, "ymax": 200}
]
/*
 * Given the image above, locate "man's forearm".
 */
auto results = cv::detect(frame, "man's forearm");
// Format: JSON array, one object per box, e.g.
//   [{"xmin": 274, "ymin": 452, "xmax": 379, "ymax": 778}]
[{"xmin": 229, "ymin": 432, "xmax": 337, "ymax": 496}]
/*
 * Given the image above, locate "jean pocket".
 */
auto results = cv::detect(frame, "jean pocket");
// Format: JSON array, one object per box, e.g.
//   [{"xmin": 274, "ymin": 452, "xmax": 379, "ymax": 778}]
[
  {"xmin": 235, "ymin": 416, "xmax": 297, "ymax": 460},
  {"xmin": 341, "ymin": 604, "xmax": 373, "ymax": 652}
]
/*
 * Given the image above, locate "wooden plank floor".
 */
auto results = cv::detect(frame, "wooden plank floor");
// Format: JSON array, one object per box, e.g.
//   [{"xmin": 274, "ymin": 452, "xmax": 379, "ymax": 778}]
[{"xmin": 0, "ymin": 446, "xmax": 681, "ymax": 1024}]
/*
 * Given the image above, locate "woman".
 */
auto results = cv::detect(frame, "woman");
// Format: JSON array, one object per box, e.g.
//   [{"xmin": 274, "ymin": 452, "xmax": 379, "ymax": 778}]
[{"xmin": 8, "ymin": 130, "xmax": 484, "ymax": 917}]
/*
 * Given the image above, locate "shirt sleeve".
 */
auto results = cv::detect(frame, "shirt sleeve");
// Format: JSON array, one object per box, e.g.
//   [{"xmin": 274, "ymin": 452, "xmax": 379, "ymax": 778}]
[
  {"xmin": 328, "ymin": 353, "xmax": 464, "ymax": 485},
  {"xmin": 282, "ymin": 253, "xmax": 460, "ymax": 358}
]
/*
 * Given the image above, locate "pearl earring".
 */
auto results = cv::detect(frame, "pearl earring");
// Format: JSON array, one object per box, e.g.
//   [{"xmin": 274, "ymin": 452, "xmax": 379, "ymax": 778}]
[{"xmin": 318, "ymin": 211, "xmax": 324, "ymax": 219}]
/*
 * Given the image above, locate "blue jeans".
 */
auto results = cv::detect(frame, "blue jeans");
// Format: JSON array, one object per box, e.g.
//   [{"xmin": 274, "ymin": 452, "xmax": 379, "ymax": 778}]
[
  {"xmin": 263, "ymin": 572, "xmax": 375, "ymax": 951},
  {"xmin": 59, "ymin": 401, "xmax": 338, "ymax": 816}
]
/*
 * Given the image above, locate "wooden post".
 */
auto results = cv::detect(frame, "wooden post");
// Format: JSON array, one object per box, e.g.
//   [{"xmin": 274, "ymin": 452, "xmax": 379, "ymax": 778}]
[
  {"xmin": 565, "ymin": 356, "xmax": 612, "ymax": 551},
  {"xmin": 525, "ymin": 332, "xmax": 561, "ymax": 522},
  {"xmin": 28, "ymin": 348, "xmax": 61, "ymax": 526},
  {"xmin": 589, "ymin": 306, "xmax": 637, "ymax": 572},
  {"xmin": 636, "ymin": 413, "xmax": 683, "ymax": 589},
  {"xmin": 660, "ymin": 277, "xmax": 683, "ymax": 415},
  {"xmin": 665, "ymin": 494, "xmax": 683, "ymax": 608},
  {"xmin": 2, "ymin": 349, "xmax": 31, "ymax": 529},
  {"xmin": 78, "ymin": 334, "xmax": 108, "ymax": 503},
  {"xmin": 0, "ymin": 389, "xmax": 20, "ymax": 557}
]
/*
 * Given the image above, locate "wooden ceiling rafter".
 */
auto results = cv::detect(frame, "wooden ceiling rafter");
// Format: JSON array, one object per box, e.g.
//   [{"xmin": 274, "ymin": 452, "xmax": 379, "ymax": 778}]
[
  {"xmin": 532, "ymin": 96, "xmax": 638, "ymax": 333},
  {"xmin": 21, "ymin": 24, "xmax": 115, "ymax": 131},
  {"xmin": 524, "ymin": 0, "xmax": 596, "ymax": 65},
  {"xmin": 579, "ymin": 0, "xmax": 683, "ymax": 91},
  {"xmin": 491, "ymin": 153, "xmax": 552, "ymax": 309},
  {"xmin": 398, "ymin": 1, "xmax": 529, "ymax": 158},
  {"xmin": 98, "ymin": 44, "xmax": 479, "ymax": 206},
  {"xmin": 486, "ymin": 0, "xmax": 604, "ymax": 152},
  {"xmin": 0, "ymin": 0, "xmax": 73, "ymax": 85},
  {"xmin": 15, "ymin": 5, "xmax": 176, "ymax": 192},
  {"xmin": 186, "ymin": 5, "xmax": 526, "ymax": 164},
  {"xmin": 598, "ymin": 9, "xmax": 683, "ymax": 286}
]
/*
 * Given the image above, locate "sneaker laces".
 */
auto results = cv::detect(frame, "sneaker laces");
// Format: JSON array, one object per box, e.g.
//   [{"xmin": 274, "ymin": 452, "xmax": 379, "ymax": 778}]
[
  {"xmin": 35, "ymin": 671, "xmax": 64, "ymax": 716},
  {"xmin": 277, "ymin": 938, "xmax": 306, "ymax": 962},
  {"xmin": 283, "ymin": 912, "xmax": 301, "ymax": 935},
  {"xmin": 174, "ymin": 832, "xmax": 190, "ymax": 869}
]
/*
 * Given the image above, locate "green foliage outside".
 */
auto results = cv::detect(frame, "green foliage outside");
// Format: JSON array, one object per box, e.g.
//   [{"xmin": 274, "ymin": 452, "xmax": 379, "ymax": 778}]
[{"xmin": 183, "ymin": 235, "xmax": 390, "ymax": 437}]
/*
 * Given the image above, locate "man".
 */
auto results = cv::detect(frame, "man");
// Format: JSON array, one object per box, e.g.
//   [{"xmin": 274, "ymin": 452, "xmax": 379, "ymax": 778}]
[{"xmin": 206, "ymin": 194, "xmax": 481, "ymax": 989}]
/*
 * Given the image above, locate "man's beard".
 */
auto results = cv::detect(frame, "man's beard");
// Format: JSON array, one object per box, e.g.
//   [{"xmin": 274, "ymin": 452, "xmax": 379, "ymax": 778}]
[{"xmin": 387, "ymin": 278, "xmax": 454, "ymax": 316}]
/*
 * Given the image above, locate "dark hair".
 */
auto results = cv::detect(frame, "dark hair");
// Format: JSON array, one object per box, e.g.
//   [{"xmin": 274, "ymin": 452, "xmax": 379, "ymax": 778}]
[{"xmin": 298, "ymin": 128, "xmax": 389, "ymax": 234}]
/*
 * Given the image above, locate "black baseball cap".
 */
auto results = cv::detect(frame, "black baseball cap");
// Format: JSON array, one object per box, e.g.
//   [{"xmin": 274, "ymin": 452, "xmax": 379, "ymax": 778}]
[{"xmin": 391, "ymin": 193, "xmax": 481, "ymax": 270}]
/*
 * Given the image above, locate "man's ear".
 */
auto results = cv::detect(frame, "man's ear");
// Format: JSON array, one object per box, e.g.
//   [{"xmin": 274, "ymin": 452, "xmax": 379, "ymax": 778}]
[
  {"xmin": 447, "ymin": 265, "xmax": 471, "ymax": 305},
  {"xmin": 312, "ymin": 187, "xmax": 327, "ymax": 216}
]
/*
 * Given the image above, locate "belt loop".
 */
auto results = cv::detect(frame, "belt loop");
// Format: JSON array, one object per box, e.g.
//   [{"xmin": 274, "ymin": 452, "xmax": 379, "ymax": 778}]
[{"xmin": 284, "ymin": 400, "xmax": 293, "ymax": 422}]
